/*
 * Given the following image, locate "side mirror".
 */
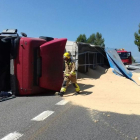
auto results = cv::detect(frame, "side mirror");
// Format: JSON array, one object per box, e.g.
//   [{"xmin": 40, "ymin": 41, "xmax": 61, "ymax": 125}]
[{"xmin": 21, "ymin": 32, "xmax": 27, "ymax": 37}]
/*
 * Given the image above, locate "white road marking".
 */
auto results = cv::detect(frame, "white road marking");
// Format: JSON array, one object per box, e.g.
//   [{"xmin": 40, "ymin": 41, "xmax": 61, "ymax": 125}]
[
  {"xmin": 31, "ymin": 110, "xmax": 54, "ymax": 121},
  {"xmin": 56, "ymin": 100, "xmax": 69, "ymax": 105},
  {"xmin": 0, "ymin": 132, "xmax": 23, "ymax": 140}
]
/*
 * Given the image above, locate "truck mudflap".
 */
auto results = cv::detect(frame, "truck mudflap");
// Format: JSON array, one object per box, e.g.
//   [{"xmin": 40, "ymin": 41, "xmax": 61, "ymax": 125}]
[{"xmin": 39, "ymin": 38, "xmax": 67, "ymax": 91}]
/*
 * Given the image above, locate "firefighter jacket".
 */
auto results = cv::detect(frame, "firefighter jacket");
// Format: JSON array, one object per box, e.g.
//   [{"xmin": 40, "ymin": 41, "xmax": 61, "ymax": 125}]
[
  {"xmin": 64, "ymin": 59, "xmax": 77, "ymax": 83},
  {"xmin": 64, "ymin": 59, "xmax": 76, "ymax": 76}
]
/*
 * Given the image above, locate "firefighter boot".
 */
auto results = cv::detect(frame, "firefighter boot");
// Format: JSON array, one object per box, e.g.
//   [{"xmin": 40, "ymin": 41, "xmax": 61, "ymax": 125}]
[
  {"xmin": 59, "ymin": 87, "xmax": 66, "ymax": 97},
  {"xmin": 58, "ymin": 92, "xmax": 64, "ymax": 97},
  {"xmin": 73, "ymin": 83, "xmax": 80, "ymax": 95},
  {"xmin": 75, "ymin": 91, "xmax": 80, "ymax": 95}
]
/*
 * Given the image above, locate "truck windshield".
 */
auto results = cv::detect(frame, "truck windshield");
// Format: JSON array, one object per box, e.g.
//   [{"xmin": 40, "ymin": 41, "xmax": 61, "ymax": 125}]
[{"xmin": 118, "ymin": 52, "xmax": 131, "ymax": 59}]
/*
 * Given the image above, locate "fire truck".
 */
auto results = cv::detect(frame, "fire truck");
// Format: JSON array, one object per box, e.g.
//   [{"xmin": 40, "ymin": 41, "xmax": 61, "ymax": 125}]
[{"xmin": 115, "ymin": 48, "xmax": 132, "ymax": 65}]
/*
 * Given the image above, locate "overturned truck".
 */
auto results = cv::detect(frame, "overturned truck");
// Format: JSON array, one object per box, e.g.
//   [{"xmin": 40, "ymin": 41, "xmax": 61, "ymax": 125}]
[{"xmin": 0, "ymin": 29, "xmax": 67, "ymax": 96}]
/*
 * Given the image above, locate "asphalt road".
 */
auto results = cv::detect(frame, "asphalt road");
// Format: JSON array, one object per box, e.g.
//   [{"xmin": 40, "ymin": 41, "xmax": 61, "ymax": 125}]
[
  {"xmin": 0, "ymin": 92, "xmax": 140, "ymax": 140},
  {"xmin": 0, "ymin": 64, "xmax": 140, "ymax": 140},
  {"xmin": 127, "ymin": 63, "xmax": 140, "ymax": 73}
]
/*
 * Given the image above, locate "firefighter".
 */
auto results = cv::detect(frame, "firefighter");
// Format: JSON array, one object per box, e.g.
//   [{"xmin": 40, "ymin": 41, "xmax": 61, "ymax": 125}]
[{"xmin": 58, "ymin": 52, "xmax": 80, "ymax": 97}]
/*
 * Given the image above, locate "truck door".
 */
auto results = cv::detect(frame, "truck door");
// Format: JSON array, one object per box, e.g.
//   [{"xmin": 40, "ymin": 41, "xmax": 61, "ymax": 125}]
[{"xmin": 39, "ymin": 38, "xmax": 67, "ymax": 91}]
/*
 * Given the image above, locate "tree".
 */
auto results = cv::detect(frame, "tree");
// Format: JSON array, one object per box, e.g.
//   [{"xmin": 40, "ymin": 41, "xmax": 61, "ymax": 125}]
[
  {"xmin": 94, "ymin": 32, "xmax": 105, "ymax": 47},
  {"xmin": 131, "ymin": 56, "xmax": 135, "ymax": 63},
  {"xmin": 76, "ymin": 32, "xmax": 105, "ymax": 47},
  {"xmin": 76, "ymin": 34, "xmax": 87, "ymax": 43},
  {"xmin": 134, "ymin": 24, "xmax": 140, "ymax": 51},
  {"xmin": 87, "ymin": 34, "xmax": 96, "ymax": 44}
]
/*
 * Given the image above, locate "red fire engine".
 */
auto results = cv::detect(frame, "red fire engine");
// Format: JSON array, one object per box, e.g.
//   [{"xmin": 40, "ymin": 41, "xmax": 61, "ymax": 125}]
[{"xmin": 116, "ymin": 48, "xmax": 132, "ymax": 65}]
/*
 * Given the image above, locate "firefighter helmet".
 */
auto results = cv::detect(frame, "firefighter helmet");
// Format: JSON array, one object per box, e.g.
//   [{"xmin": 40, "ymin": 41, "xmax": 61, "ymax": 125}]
[{"xmin": 63, "ymin": 52, "xmax": 70, "ymax": 60}]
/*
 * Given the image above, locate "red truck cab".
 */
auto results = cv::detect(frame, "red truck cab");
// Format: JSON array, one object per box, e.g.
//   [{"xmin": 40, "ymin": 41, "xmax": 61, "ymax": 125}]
[
  {"xmin": 0, "ymin": 29, "xmax": 67, "ymax": 96},
  {"xmin": 116, "ymin": 49, "xmax": 132, "ymax": 65}
]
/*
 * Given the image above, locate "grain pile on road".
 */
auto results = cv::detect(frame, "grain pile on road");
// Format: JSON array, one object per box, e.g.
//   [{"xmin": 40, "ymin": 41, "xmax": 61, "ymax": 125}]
[{"xmin": 63, "ymin": 66, "xmax": 140, "ymax": 115}]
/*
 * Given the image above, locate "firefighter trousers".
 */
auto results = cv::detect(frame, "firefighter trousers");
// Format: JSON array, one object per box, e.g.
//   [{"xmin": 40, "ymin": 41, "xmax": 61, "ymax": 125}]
[{"xmin": 60, "ymin": 76, "xmax": 80, "ymax": 93}]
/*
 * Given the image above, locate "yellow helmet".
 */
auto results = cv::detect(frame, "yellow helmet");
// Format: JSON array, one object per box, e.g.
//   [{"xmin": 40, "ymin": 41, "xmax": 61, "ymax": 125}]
[{"xmin": 63, "ymin": 52, "xmax": 70, "ymax": 60}]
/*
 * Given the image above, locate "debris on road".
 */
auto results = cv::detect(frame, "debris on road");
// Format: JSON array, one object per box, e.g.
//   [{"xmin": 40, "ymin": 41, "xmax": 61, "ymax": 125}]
[{"xmin": 63, "ymin": 66, "xmax": 140, "ymax": 115}]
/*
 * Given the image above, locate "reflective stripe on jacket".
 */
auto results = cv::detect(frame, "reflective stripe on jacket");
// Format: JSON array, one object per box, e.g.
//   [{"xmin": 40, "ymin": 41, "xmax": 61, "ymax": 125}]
[{"xmin": 64, "ymin": 60, "xmax": 76, "ymax": 76}]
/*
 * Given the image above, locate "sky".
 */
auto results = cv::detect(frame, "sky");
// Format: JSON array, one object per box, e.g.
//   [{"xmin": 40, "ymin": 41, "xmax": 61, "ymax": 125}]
[{"xmin": 0, "ymin": 0, "xmax": 140, "ymax": 62}]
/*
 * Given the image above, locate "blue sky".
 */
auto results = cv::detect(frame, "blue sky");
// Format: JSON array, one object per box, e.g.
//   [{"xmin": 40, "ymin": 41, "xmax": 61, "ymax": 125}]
[{"xmin": 0, "ymin": 0, "xmax": 140, "ymax": 61}]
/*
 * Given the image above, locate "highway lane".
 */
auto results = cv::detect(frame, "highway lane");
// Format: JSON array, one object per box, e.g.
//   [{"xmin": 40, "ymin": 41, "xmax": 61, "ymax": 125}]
[
  {"xmin": 1, "ymin": 93, "xmax": 140, "ymax": 140},
  {"xmin": 20, "ymin": 104, "xmax": 140, "ymax": 140},
  {"xmin": 127, "ymin": 63, "xmax": 140, "ymax": 73},
  {"xmin": 0, "ymin": 64, "xmax": 140, "ymax": 140},
  {"xmin": 0, "ymin": 93, "xmax": 61, "ymax": 139}
]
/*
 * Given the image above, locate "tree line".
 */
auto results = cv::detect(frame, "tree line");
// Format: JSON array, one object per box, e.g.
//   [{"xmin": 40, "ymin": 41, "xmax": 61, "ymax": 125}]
[
  {"xmin": 75, "ymin": 24, "xmax": 140, "ymax": 53},
  {"xmin": 134, "ymin": 23, "xmax": 140, "ymax": 52},
  {"xmin": 76, "ymin": 32, "xmax": 105, "ymax": 47}
]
